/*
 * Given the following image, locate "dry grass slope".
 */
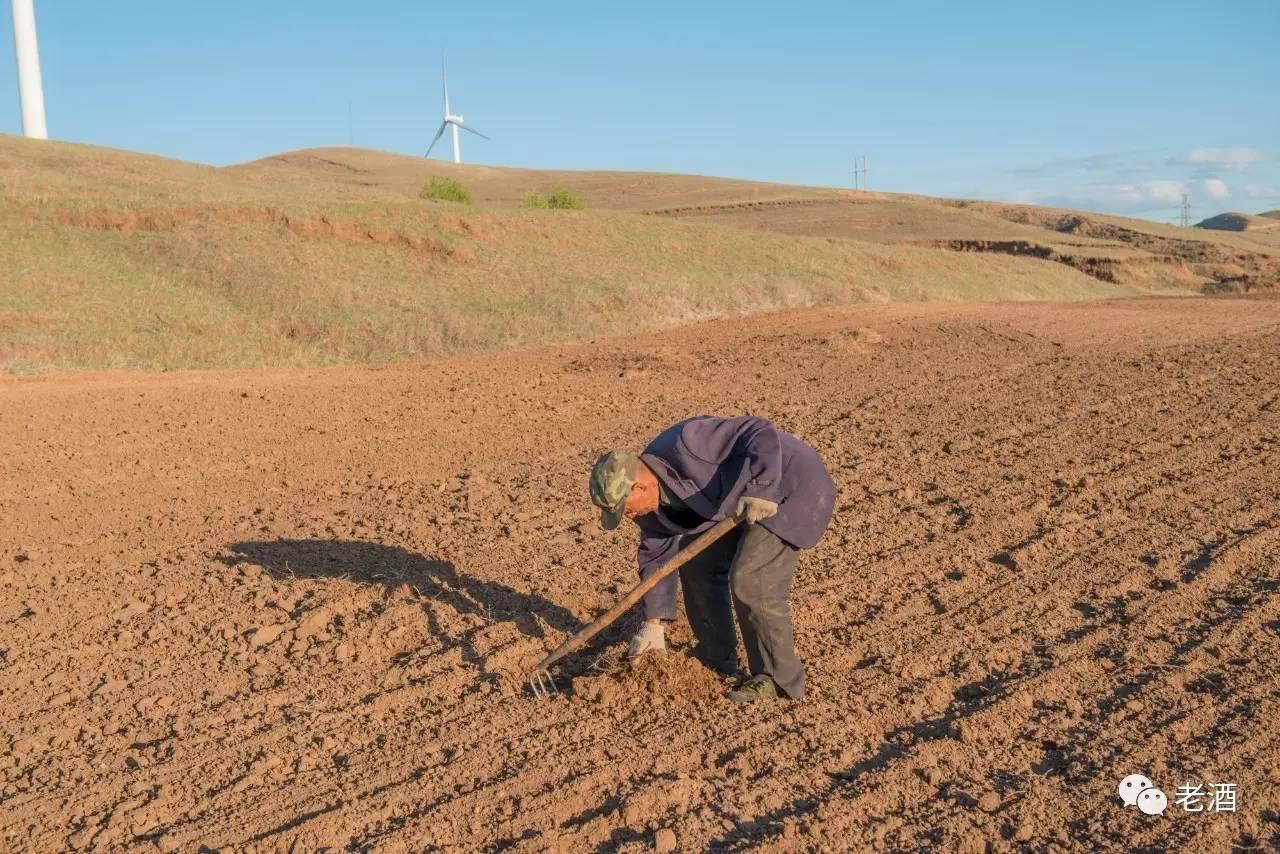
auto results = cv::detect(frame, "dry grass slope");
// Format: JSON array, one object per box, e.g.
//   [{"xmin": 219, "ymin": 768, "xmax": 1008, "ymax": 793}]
[{"xmin": 8, "ymin": 135, "xmax": 1268, "ymax": 374}]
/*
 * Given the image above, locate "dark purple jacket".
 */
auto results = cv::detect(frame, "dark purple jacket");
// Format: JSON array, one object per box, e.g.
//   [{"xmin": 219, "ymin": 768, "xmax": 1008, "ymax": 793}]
[{"xmin": 636, "ymin": 415, "xmax": 837, "ymax": 620}]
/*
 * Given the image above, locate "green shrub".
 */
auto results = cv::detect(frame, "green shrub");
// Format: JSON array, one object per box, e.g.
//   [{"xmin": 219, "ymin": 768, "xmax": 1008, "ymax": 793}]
[
  {"xmin": 546, "ymin": 188, "xmax": 585, "ymax": 210},
  {"xmin": 520, "ymin": 188, "xmax": 584, "ymax": 210},
  {"xmin": 420, "ymin": 177, "xmax": 472, "ymax": 204}
]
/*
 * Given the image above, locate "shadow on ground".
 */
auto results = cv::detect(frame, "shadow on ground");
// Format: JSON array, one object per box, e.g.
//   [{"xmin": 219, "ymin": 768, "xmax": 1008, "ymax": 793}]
[{"xmin": 220, "ymin": 539, "xmax": 581, "ymax": 638}]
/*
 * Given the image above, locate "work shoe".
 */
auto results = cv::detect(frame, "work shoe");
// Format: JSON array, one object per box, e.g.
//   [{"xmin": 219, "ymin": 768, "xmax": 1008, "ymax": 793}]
[
  {"xmin": 726, "ymin": 675, "xmax": 780, "ymax": 705},
  {"xmin": 713, "ymin": 663, "xmax": 744, "ymax": 682}
]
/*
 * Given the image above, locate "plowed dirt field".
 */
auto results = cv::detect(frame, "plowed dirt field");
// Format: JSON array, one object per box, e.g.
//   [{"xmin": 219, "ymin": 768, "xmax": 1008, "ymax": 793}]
[{"xmin": 2, "ymin": 298, "xmax": 1278, "ymax": 851}]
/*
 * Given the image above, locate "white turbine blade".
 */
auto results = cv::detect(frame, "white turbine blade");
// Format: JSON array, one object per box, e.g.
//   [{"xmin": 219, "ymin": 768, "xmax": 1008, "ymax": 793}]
[
  {"xmin": 425, "ymin": 121, "xmax": 448, "ymax": 157},
  {"xmin": 12, "ymin": 0, "xmax": 48, "ymax": 139},
  {"xmin": 442, "ymin": 52, "xmax": 450, "ymax": 116},
  {"xmin": 456, "ymin": 122, "xmax": 490, "ymax": 141}
]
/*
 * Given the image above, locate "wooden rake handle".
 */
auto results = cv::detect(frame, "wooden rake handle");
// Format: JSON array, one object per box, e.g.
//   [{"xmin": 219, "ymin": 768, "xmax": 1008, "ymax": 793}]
[{"xmin": 531, "ymin": 514, "xmax": 743, "ymax": 674}]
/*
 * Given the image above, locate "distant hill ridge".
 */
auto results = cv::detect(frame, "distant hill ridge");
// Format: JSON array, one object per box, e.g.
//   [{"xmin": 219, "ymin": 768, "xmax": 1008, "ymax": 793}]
[
  {"xmin": 1196, "ymin": 212, "xmax": 1280, "ymax": 232},
  {"xmin": 1, "ymin": 135, "xmax": 1278, "ymax": 374}
]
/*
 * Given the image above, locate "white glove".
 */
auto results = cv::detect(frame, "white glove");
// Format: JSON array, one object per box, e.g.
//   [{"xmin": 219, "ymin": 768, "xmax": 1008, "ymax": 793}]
[
  {"xmin": 736, "ymin": 496, "xmax": 779, "ymax": 524},
  {"xmin": 628, "ymin": 621, "xmax": 666, "ymax": 659}
]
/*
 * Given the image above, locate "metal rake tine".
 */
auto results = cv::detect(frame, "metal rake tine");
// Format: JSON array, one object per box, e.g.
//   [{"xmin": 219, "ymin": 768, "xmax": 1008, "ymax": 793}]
[{"xmin": 529, "ymin": 668, "xmax": 558, "ymax": 698}]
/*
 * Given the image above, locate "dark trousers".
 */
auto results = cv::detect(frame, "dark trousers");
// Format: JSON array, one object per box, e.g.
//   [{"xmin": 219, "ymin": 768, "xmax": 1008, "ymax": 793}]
[{"xmin": 678, "ymin": 523, "xmax": 805, "ymax": 699}]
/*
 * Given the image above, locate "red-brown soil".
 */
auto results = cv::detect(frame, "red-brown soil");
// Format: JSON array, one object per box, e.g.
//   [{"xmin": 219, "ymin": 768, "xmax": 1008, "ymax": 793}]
[{"xmin": 2, "ymin": 298, "xmax": 1278, "ymax": 851}]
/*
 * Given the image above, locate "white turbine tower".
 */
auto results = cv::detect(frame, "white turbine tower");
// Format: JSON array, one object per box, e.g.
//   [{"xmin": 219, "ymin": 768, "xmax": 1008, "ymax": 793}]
[
  {"xmin": 10, "ymin": 0, "xmax": 48, "ymax": 139},
  {"xmin": 425, "ymin": 55, "xmax": 487, "ymax": 163}
]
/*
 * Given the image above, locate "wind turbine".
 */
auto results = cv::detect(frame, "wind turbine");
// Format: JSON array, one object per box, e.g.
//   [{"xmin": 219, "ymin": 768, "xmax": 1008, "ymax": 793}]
[
  {"xmin": 10, "ymin": 0, "xmax": 48, "ymax": 139},
  {"xmin": 425, "ymin": 54, "xmax": 488, "ymax": 163}
]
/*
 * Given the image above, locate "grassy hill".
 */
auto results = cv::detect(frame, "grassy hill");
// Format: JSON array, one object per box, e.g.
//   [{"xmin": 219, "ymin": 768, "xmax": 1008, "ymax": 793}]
[
  {"xmin": 1196, "ymin": 211, "xmax": 1280, "ymax": 233},
  {"xmin": 1, "ymin": 135, "xmax": 1274, "ymax": 373}
]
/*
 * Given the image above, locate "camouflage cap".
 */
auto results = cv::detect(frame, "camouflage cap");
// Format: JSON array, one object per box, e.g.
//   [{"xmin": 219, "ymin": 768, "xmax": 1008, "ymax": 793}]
[{"xmin": 589, "ymin": 449, "xmax": 640, "ymax": 530}]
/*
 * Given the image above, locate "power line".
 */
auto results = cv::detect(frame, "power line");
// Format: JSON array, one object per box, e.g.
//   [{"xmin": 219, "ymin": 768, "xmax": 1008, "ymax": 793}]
[{"xmin": 1178, "ymin": 193, "xmax": 1192, "ymax": 228}]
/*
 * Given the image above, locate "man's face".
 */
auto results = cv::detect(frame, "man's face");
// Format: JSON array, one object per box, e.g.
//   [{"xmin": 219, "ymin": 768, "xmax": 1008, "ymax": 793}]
[{"xmin": 623, "ymin": 466, "xmax": 660, "ymax": 520}]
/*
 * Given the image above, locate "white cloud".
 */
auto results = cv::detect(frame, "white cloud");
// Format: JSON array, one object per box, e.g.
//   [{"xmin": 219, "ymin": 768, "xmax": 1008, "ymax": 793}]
[
  {"xmin": 1018, "ymin": 180, "xmax": 1184, "ymax": 210},
  {"xmin": 1001, "ymin": 146, "xmax": 1277, "ymax": 217},
  {"xmin": 1179, "ymin": 147, "xmax": 1267, "ymax": 171},
  {"xmin": 1141, "ymin": 180, "xmax": 1188, "ymax": 204},
  {"xmin": 1203, "ymin": 178, "xmax": 1230, "ymax": 200},
  {"xmin": 1011, "ymin": 178, "xmax": 1236, "ymax": 214}
]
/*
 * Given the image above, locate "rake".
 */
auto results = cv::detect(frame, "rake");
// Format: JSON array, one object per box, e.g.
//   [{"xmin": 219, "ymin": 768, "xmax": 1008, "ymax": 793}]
[{"xmin": 529, "ymin": 514, "xmax": 742, "ymax": 697}]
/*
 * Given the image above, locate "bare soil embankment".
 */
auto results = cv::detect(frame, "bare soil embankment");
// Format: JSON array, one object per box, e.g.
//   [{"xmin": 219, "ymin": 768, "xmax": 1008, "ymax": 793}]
[{"xmin": 654, "ymin": 195, "xmax": 1280, "ymax": 295}]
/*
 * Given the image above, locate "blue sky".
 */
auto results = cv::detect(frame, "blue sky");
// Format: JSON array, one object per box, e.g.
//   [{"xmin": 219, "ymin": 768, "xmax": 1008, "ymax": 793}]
[{"xmin": 4, "ymin": 1, "xmax": 1277, "ymax": 222}]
